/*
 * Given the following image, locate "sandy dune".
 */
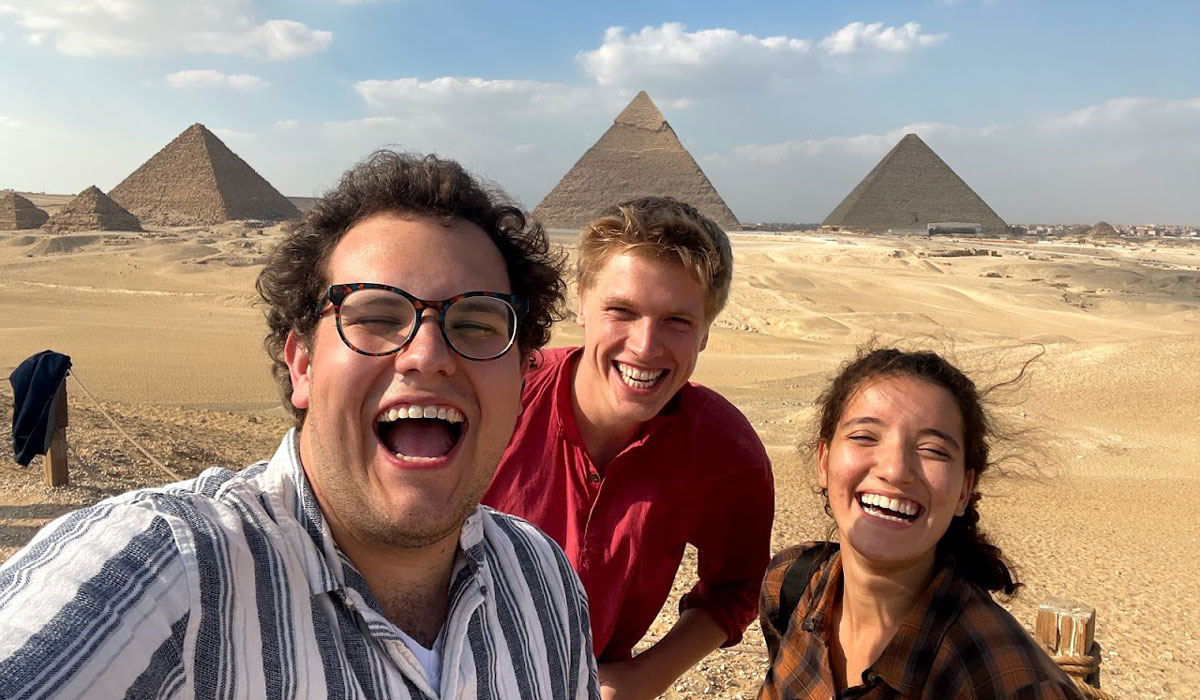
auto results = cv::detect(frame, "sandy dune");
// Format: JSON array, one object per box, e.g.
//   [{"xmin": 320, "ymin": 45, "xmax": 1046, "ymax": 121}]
[{"xmin": 1, "ymin": 224, "xmax": 1197, "ymax": 699}]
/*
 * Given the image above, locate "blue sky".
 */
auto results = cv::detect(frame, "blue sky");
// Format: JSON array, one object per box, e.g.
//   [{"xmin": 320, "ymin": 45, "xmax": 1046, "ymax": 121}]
[{"xmin": 1, "ymin": 0, "xmax": 1197, "ymax": 225}]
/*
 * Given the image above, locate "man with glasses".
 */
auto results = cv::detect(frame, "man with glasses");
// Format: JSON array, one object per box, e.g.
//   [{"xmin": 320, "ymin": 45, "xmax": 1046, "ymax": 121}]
[
  {"xmin": 0, "ymin": 151, "xmax": 599, "ymax": 700},
  {"xmin": 483, "ymin": 197, "xmax": 774, "ymax": 700}
]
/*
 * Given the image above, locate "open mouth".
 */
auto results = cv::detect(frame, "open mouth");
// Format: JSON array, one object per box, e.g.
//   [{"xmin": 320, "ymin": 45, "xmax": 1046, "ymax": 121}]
[
  {"xmin": 375, "ymin": 404, "xmax": 465, "ymax": 463},
  {"xmin": 614, "ymin": 361, "xmax": 667, "ymax": 390},
  {"xmin": 857, "ymin": 493, "xmax": 922, "ymax": 523}
]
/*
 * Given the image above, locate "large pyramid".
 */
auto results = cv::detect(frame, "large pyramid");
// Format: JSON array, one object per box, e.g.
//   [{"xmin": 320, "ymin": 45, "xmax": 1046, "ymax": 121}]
[
  {"xmin": 822, "ymin": 133, "xmax": 1008, "ymax": 235},
  {"xmin": 534, "ymin": 91, "xmax": 739, "ymax": 230},
  {"xmin": 1, "ymin": 191, "xmax": 50, "ymax": 230},
  {"xmin": 42, "ymin": 185, "xmax": 142, "ymax": 233},
  {"xmin": 109, "ymin": 123, "xmax": 300, "ymax": 226}
]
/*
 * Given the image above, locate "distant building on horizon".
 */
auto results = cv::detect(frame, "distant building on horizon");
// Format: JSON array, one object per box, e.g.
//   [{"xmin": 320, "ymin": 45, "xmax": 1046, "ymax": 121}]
[
  {"xmin": 533, "ymin": 91, "xmax": 739, "ymax": 231},
  {"xmin": 821, "ymin": 133, "xmax": 1008, "ymax": 236}
]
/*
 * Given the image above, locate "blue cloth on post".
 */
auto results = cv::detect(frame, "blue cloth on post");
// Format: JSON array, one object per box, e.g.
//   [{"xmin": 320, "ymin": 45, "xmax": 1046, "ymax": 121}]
[{"xmin": 9, "ymin": 350, "xmax": 72, "ymax": 466}]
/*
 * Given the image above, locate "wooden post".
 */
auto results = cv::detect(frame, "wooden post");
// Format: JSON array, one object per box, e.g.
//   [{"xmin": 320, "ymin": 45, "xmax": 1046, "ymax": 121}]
[
  {"xmin": 43, "ymin": 379, "xmax": 69, "ymax": 487},
  {"xmin": 1035, "ymin": 597, "xmax": 1100, "ymax": 688}
]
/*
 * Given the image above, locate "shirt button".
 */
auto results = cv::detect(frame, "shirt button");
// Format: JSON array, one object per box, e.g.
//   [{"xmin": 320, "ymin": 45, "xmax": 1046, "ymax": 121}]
[{"xmin": 588, "ymin": 472, "xmax": 600, "ymax": 482}]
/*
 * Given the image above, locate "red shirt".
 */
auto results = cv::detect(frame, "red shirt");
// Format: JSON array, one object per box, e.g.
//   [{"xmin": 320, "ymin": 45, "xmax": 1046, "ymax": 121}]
[{"xmin": 482, "ymin": 347, "xmax": 774, "ymax": 661}]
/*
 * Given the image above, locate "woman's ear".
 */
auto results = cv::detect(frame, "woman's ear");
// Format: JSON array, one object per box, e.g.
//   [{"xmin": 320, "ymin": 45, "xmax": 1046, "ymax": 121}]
[
  {"xmin": 956, "ymin": 470, "xmax": 976, "ymax": 516},
  {"xmin": 817, "ymin": 440, "xmax": 830, "ymax": 490}
]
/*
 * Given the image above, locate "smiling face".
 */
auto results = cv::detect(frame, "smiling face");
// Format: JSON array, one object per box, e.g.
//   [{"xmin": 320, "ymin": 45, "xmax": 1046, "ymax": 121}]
[
  {"xmin": 285, "ymin": 212, "xmax": 523, "ymax": 551},
  {"xmin": 574, "ymin": 251, "xmax": 711, "ymax": 435},
  {"xmin": 818, "ymin": 374, "xmax": 975, "ymax": 571}
]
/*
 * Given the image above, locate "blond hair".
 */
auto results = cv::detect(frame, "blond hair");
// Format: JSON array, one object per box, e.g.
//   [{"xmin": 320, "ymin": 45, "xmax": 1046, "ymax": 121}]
[{"xmin": 576, "ymin": 196, "xmax": 732, "ymax": 319}]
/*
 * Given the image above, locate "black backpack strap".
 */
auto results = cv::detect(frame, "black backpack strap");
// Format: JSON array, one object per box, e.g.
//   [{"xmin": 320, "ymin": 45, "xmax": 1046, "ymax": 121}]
[{"xmin": 773, "ymin": 543, "xmax": 837, "ymax": 635}]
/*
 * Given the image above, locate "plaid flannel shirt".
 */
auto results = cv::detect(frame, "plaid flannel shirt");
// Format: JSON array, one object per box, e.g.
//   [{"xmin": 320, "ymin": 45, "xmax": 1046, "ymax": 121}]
[{"xmin": 757, "ymin": 543, "xmax": 1085, "ymax": 700}]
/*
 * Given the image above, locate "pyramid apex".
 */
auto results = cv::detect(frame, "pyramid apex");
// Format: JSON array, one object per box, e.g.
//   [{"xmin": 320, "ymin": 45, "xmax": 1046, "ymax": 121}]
[
  {"xmin": 614, "ymin": 91, "xmax": 667, "ymax": 129},
  {"xmin": 80, "ymin": 185, "xmax": 103, "ymax": 195}
]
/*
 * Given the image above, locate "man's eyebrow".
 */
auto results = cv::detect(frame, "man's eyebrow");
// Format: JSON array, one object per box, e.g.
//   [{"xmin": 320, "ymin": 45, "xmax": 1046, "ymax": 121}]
[
  {"xmin": 600, "ymin": 295, "xmax": 637, "ymax": 307},
  {"xmin": 599, "ymin": 296, "xmax": 698, "ymax": 319}
]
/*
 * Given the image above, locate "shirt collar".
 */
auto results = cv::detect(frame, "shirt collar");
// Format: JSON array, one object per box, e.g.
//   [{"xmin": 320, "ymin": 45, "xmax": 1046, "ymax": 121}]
[
  {"xmin": 806, "ymin": 550, "xmax": 973, "ymax": 695},
  {"xmin": 264, "ymin": 428, "xmax": 490, "ymax": 601},
  {"xmin": 865, "ymin": 562, "xmax": 973, "ymax": 694},
  {"xmin": 551, "ymin": 346, "xmax": 681, "ymax": 449}
]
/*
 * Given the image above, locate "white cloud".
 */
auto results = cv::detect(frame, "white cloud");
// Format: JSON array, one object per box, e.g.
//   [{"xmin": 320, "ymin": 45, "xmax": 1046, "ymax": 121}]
[
  {"xmin": 716, "ymin": 121, "xmax": 1006, "ymax": 165},
  {"xmin": 212, "ymin": 127, "xmax": 255, "ymax": 141},
  {"xmin": 355, "ymin": 77, "xmax": 606, "ymax": 119},
  {"xmin": 0, "ymin": 1, "xmax": 330, "ymax": 58},
  {"xmin": 578, "ymin": 23, "xmax": 812, "ymax": 96},
  {"xmin": 0, "ymin": 116, "xmax": 21, "ymax": 128},
  {"xmin": 1037, "ymin": 96, "xmax": 1200, "ymax": 133},
  {"xmin": 574, "ymin": 21, "xmax": 945, "ymax": 97},
  {"xmin": 165, "ymin": 69, "xmax": 268, "ymax": 90},
  {"xmin": 274, "ymin": 119, "xmax": 299, "ymax": 129},
  {"xmin": 26, "ymin": 32, "xmax": 44, "ymax": 45},
  {"xmin": 819, "ymin": 21, "xmax": 946, "ymax": 55}
]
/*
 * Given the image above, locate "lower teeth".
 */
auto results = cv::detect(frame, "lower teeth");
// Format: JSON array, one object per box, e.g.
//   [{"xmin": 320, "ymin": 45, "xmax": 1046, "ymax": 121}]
[{"xmin": 863, "ymin": 505, "xmax": 912, "ymax": 523}]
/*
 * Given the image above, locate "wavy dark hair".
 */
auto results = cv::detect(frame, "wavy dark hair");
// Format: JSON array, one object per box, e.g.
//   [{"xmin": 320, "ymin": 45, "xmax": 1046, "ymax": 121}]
[
  {"xmin": 812, "ymin": 347, "xmax": 1028, "ymax": 596},
  {"xmin": 256, "ymin": 150, "xmax": 567, "ymax": 423}
]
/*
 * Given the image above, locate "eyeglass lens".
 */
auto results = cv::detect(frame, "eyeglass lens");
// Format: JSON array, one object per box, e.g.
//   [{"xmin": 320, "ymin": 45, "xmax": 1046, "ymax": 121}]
[{"xmin": 336, "ymin": 288, "xmax": 517, "ymax": 359}]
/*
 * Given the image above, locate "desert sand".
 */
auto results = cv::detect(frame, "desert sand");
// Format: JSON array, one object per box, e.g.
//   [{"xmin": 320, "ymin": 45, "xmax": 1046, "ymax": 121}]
[{"xmin": 1, "ymin": 214, "xmax": 1198, "ymax": 699}]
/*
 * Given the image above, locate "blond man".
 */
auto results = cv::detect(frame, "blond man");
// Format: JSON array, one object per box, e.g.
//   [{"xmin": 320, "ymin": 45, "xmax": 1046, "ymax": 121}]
[{"xmin": 484, "ymin": 196, "xmax": 774, "ymax": 700}]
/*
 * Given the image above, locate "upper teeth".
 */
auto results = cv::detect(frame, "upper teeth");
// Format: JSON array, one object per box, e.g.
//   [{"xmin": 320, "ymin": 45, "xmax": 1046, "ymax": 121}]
[
  {"xmin": 617, "ymin": 364, "xmax": 664, "ymax": 382},
  {"xmin": 377, "ymin": 404, "xmax": 464, "ymax": 423},
  {"xmin": 860, "ymin": 493, "xmax": 919, "ymax": 516}
]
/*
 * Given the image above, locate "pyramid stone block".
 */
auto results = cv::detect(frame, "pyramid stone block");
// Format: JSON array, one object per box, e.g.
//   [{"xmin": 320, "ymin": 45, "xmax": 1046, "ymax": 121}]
[
  {"xmin": 822, "ymin": 133, "xmax": 1008, "ymax": 235},
  {"xmin": 534, "ymin": 92, "xmax": 739, "ymax": 231},
  {"xmin": 109, "ymin": 123, "xmax": 300, "ymax": 226}
]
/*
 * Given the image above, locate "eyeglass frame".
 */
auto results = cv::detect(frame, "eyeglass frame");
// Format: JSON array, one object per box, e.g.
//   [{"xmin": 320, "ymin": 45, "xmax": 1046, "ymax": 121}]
[{"xmin": 317, "ymin": 282, "xmax": 527, "ymax": 361}]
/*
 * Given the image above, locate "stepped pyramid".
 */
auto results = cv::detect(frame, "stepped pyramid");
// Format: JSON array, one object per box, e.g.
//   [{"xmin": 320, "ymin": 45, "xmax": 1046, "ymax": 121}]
[
  {"xmin": 42, "ymin": 185, "xmax": 142, "ymax": 233},
  {"xmin": 109, "ymin": 123, "xmax": 299, "ymax": 226},
  {"xmin": 822, "ymin": 133, "xmax": 1007, "ymax": 235},
  {"xmin": 1, "ymin": 191, "xmax": 50, "ymax": 230},
  {"xmin": 534, "ymin": 91, "xmax": 739, "ymax": 230}
]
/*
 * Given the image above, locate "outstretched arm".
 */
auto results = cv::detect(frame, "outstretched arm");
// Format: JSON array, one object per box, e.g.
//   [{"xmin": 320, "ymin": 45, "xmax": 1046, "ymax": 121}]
[{"xmin": 596, "ymin": 608, "xmax": 726, "ymax": 700}]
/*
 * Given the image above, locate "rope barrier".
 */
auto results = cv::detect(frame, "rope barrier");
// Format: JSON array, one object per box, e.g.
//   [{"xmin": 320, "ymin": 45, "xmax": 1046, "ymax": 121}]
[
  {"xmin": 1051, "ymin": 646, "xmax": 1116, "ymax": 700},
  {"xmin": 68, "ymin": 372, "xmax": 182, "ymax": 482}
]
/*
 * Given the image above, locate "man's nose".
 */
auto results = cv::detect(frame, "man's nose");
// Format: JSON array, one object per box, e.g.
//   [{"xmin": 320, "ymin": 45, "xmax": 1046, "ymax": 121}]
[
  {"xmin": 627, "ymin": 318, "xmax": 662, "ymax": 357},
  {"xmin": 394, "ymin": 310, "xmax": 456, "ymax": 374}
]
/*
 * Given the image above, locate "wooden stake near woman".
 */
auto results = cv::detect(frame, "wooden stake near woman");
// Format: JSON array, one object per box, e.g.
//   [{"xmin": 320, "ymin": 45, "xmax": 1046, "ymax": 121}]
[{"xmin": 758, "ymin": 348, "xmax": 1087, "ymax": 700}]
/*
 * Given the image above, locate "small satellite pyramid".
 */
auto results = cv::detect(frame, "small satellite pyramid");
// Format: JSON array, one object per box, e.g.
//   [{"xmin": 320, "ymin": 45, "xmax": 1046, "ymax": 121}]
[
  {"xmin": 822, "ymin": 133, "xmax": 1007, "ymax": 235},
  {"xmin": 534, "ymin": 91, "xmax": 739, "ymax": 230},
  {"xmin": 42, "ymin": 185, "xmax": 142, "ymax": 233},
  {"xmin": 109, "ymin": 123, "xmax": 300, "ymax": 226},
  {"xmin": 0, "ymin": 191, "xmax": 49, "ymax": 230}
]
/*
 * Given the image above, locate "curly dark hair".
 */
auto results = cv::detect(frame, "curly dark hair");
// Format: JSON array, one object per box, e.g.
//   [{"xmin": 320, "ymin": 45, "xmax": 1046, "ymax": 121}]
[
  {"xmin": 256, "ymin": 150, "xmax": 567, "ymax": 423},
  {"xmin": 812, "ymin": 347, "xmax": 1026, "ymax": 596}
]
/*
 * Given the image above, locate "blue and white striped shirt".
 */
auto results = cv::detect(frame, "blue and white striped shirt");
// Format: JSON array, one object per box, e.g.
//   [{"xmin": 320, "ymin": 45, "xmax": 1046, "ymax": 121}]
[{"xmin": 0, "ymin": 430, "xmax": 599, "ymax": 699}]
